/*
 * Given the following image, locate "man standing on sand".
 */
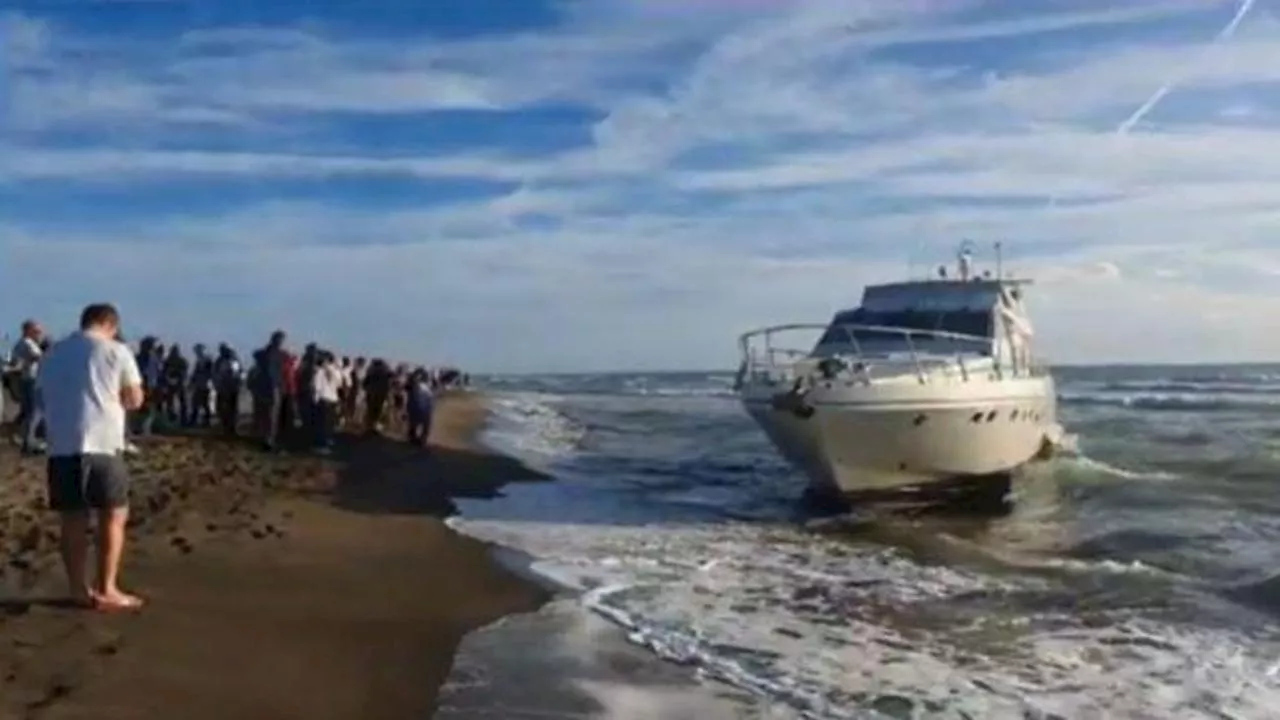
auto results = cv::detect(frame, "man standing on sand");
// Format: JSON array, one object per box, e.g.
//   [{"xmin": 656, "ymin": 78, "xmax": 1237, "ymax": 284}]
[
  {"xmin": 213, "ymin": 343, "xmax": 243, "ymax": 436},
  {"xmin": 256, "ymin": 330, "xmax": 289, "ymax": 451},
  {"xmin": 310, "ymin": 351, "xmax": 343, "ymax": 453},
  {"xmin": 36, "ymin": 304, "xmax": 145, "ymax": 610},
  {"xmin": 11, "ymin": 320, "xmax": 45, "ymax": 454}
]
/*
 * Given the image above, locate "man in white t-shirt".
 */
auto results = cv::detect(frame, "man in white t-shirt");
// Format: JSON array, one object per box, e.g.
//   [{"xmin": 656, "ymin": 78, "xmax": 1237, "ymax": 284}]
[
  {"xmin": 36, "ymin": 303, "xmax": 145, "ymax": 611},
  {"xmin": 11, "ymin": 320, "xmax": 45, "ymax": 453}
]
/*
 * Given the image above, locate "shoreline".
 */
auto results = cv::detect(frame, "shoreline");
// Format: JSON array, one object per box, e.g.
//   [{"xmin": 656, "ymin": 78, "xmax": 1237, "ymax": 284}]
[
  {"xmin": 438, "ymin": 598, "xmax": 785, "ymax": 720},
  {"xmin": 446, "ymin": 396, "xmax": 793, "ymax": 720},
  {"xmin": 0, "ymin": 391, "xmax": 553, "ymax": 720}
]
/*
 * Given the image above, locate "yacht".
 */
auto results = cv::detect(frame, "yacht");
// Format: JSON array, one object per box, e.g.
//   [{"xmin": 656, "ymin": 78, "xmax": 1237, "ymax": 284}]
[{"xmin": 736, "ymin": 242, "xmax": 1061, "ymax": 502}]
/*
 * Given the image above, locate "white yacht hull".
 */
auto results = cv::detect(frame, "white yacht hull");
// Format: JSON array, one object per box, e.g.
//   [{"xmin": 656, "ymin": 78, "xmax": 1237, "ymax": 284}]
[{"xmin": 741, "ymin": 377, "xmax": 1057, "ymax": 498}]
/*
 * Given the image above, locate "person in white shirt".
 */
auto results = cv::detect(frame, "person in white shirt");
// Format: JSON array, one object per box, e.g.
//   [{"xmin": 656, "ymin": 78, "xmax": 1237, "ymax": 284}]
[
  {"xmin": 11, "ymin": 320, "xmax": 45, "ymax": 453},
  {"xmin": 310, "ymin": 351, "xmax": 344, "ymax": 452},
  {"xmin": 36, "ymin": 303, "xmax": 145, "ymax": 611},
  {"xmin": 406, "ymin": 367, "xmax": 435, "ymax": 447}
]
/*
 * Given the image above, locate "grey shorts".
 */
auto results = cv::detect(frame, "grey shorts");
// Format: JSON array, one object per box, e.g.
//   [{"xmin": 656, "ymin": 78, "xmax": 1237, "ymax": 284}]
[{"xmin": 46, "ymin": 453, "xmax": 131, "ymax": 512}]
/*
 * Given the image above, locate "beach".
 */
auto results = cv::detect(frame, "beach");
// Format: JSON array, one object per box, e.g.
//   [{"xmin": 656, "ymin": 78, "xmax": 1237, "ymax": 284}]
[{"xmin": 0, "ymin": 392, "xmax": 549, "ymax": 720}]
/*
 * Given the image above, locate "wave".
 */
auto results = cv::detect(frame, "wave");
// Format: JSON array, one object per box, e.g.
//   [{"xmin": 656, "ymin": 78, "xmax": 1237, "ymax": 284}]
[
  {"xmin": 1143, "ymin": 371, "xmax": 1280, "ymax": 384},
  {"xmin": 1097, "ymin": 380, "xmax": 1280, "ymax": 395},
  {"xmin": 625, "ymin": 386, "xmax": 737, "ymax": 398},
  {"xmin": 1056, "ymin": 454, "xmax": 1179, "ymax": 482},
  {"xmin": 1059, "ymin": 391, "xmax": 1280, "ymax": 412},
  {"xmin": 1225, "ymin": 574, "xmax": 1280, "ymax": 619},
  {"xmin": 482, "ymin": 391, "xmax": 586, "ymax": 467},
  {"xmin": 481, "ymin": 373, "xmax": 738, "ymax": 401},
  {"xmin": 461, "ymin": 377, "xmax": 1280, "ymax": 718},
  {"xmin": 451, "ymin": 507, "xmax": 1280, "ymax": 720}
]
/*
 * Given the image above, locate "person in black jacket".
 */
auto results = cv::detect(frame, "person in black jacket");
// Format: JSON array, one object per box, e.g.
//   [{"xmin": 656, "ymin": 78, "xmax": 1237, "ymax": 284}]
[
  {"xmin": 188, "ymin": 344, "xmax": 216, "ymax": 427},
  {"xmin": 160, "ymin": 345, "xmax": 189, "ymax": 427},
  {"xmin": 213, "ymin": 343, "xmax": 243, "ymax": 436},
  {"xmin": 133, "ymin": 336, "xmax": 161, "ymax": 437},
  {"xmin": 362, "ymin": 358, "xmax": 392, "ymax": 435}
]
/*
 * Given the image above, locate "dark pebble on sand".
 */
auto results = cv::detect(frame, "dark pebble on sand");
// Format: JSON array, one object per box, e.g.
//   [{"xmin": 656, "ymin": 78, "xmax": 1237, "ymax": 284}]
[
  {"xmin": 773, "ymin": 627, "xmax": 804, "ymax": 639},
  {"xmin": 869, "ymin": 695, "xmax": 916, "ymax": 718},
  {"xmin": 792, "ymin": 585, "xmax": 823, "ymax": 602}
]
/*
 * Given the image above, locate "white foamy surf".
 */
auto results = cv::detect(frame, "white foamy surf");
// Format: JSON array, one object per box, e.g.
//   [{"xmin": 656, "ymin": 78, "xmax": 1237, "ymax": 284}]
[
  {"xmin": 438, "ymin": 597, "xmax": 794, "ymax": 720},
  {"xmin": 448, "ymin": 386, "xmax": 1280, "ymax": 719},
  {"xmin": 481, "ymin": 391, "xmax": 587, "ymax": 469}
]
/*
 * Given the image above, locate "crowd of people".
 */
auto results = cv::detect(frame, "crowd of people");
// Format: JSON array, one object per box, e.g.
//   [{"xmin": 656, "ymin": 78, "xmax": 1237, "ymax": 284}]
[
  {"xmin": 0, "ymin": 304, "xmax": 472, "ymax": 613},
  {"xmin": 2, "ymin": 319, "xmax": 470, "ymax": 456}
]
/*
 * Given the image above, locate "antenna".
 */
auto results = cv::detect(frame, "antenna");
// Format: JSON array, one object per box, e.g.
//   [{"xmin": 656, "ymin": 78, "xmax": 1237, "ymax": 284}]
[
  {"xmin": 995, "ymin": 241, "xmax": 1004, "ymax": 280},
  {"xmin": 957, "ymin": 239, "xmax": 975, "ymax": 281}
]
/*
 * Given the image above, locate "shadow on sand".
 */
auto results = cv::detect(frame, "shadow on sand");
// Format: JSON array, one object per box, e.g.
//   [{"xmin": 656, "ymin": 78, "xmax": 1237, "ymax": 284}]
[{"xmin": 329, "ymin": 432, "xmax": 551, "ymax": 519}]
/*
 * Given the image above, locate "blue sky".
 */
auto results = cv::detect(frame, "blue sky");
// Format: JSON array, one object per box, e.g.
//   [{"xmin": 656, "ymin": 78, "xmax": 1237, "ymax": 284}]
[{"xmin": 2, "ymin": 0, "xmax": 1279, "ymax": 372}]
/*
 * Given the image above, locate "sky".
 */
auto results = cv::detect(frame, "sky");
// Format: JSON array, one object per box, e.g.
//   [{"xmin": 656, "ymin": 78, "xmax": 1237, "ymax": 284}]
[{"xmin": 2, "ymin": 0, "xmax": 1279, "ymax": 373}]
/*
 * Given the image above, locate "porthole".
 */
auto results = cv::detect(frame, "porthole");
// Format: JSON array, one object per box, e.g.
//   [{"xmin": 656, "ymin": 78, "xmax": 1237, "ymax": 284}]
[
  {"xmin": 971, "ymin": 412, "xmax": 984, "ymax": 423},
  {"xmin": 1011, "ymin": 409, "xmax": 1020, "ymax": 421},
  {"xmin": 913, "ymin": 414, "xmax": 928, "ymax": 426},
  {"xmin": 985, "ymin": 410, "xmax": 997, "ymax": 422}
]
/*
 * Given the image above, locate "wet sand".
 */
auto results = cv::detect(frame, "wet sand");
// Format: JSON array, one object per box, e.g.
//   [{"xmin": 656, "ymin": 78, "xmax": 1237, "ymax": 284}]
[{"xmin": 0, "ymin": 393, "xmax": 551, "ymax": 720}]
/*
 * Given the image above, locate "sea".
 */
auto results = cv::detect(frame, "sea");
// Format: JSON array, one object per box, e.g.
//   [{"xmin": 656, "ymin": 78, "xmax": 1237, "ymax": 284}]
[{"xmin": 444, "ymin": 365, "xmax": 1280, "ymax": 720}]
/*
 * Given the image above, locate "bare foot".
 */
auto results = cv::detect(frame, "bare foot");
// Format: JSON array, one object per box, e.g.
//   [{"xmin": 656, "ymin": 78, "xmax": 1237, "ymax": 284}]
[{"xmin": 92, "ymin": 590, "xmax": 145, "ymax": 612}]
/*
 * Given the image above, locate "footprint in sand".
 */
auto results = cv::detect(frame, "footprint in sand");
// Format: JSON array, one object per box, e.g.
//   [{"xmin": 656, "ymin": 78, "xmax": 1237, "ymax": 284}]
[
  {"xmin": 18, "ymin": 524, "xmax": 42, "ymax": 553},
  {"xmin": 95, "ymin": 639, "xmax": 121, "ymax": 657},
  {"xmin": 169, "ymin": 536, "xmax": 194, "ymax": 555}
]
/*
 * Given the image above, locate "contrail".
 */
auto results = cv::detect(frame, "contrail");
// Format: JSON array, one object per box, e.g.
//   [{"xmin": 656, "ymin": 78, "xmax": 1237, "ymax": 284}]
[
  {"xmin": 1039, "ymin": 0, "xmax": 1258, "ymax": 212},
  {"xmin": 1114, "ymin": 0, "xmax": 1258, "ymax": 135}
]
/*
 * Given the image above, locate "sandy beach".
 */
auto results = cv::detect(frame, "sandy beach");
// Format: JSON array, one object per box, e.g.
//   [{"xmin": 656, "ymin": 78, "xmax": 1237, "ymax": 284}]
[{"xmin": 0, "ymin": 393, "xmax": 550, "ymax": 720}]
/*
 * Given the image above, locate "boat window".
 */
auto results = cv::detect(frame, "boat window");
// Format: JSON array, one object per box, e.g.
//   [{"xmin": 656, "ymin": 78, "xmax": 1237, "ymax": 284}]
[{"xmin": 821, "ymin": 308, "xmax": 992, "ymax": 344}]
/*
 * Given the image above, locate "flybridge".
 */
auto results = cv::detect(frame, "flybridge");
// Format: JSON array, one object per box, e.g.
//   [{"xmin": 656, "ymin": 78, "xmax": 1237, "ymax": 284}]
[{"xmin": 860, "ymin": 280, "xmax": 1006, "ymax": 314}]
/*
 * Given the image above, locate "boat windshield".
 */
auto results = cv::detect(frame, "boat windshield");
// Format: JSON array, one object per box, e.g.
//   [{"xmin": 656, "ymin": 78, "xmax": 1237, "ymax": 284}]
[{"xmin": 817, "ymin": 309, "xmax": 992, "ymax": 350}]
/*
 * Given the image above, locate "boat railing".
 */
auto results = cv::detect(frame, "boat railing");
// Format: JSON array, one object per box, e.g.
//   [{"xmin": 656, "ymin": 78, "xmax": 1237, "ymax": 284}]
[{"xmin": 736, "ymin": 322, "xmax": 1046, "ymax": 387}]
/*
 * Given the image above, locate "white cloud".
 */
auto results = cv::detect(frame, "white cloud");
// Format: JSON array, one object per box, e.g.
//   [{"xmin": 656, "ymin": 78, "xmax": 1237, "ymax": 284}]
[{"xmin": 3, "ymin": 0, "xmax": 1280, "ymax": 369}]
